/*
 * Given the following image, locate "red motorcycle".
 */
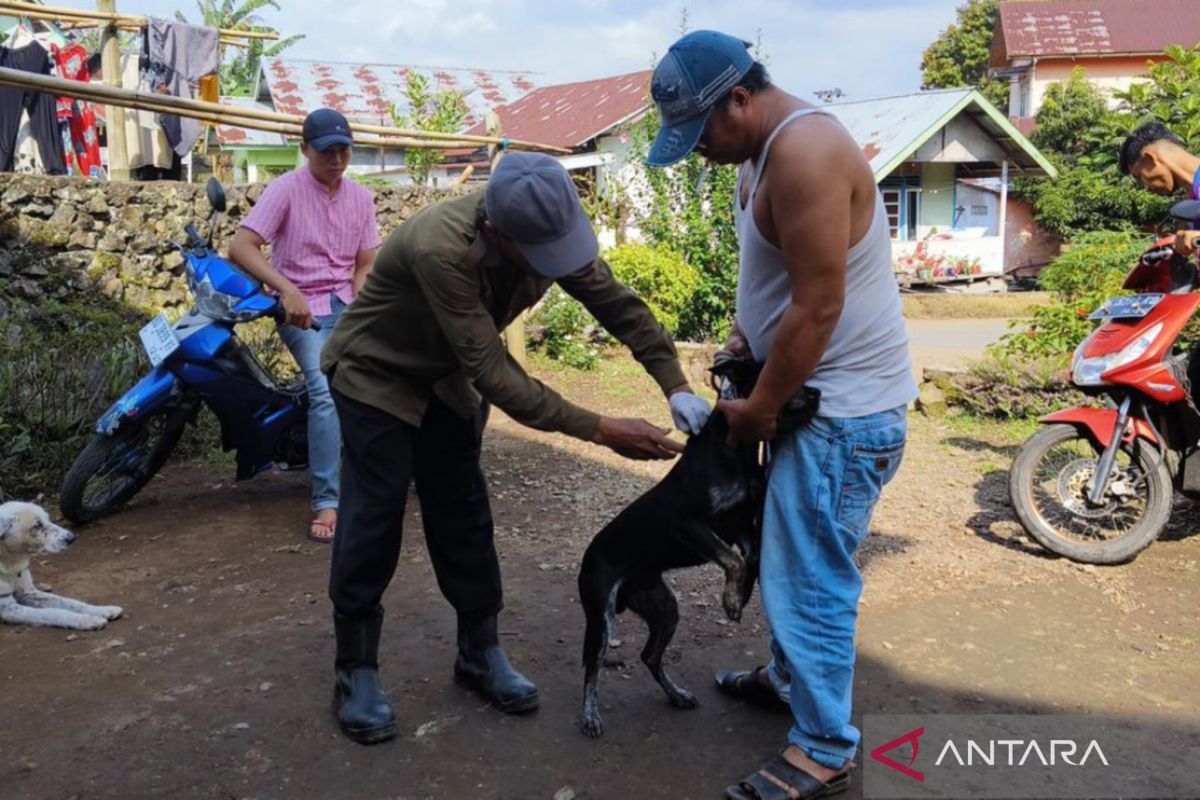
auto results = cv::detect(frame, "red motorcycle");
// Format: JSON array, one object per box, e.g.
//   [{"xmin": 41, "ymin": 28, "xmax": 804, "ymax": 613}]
[{"xmin": 1010, "ymin": 200, "xmax": 1200, "ymax": 564}]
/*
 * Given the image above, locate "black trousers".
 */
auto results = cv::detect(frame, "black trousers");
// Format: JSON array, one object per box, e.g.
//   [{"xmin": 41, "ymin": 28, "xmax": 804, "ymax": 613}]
[
  {"xmin": 0, "ymin": 44, "xmax": 66, "ymax": 174},
  {"xmin": 329, "ymin": 388, "xmax": 503, "ymax": 622}
]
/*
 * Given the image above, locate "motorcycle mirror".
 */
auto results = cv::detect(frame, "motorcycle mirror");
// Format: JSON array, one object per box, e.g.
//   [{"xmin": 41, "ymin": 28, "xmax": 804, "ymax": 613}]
[
  {"xmin": 206, "ymin": 177, "xmax": 227, "ymax": 213},
  {"xmin": 1169, "ymin": 199, "xmax": 1200, "ymax": 222}
]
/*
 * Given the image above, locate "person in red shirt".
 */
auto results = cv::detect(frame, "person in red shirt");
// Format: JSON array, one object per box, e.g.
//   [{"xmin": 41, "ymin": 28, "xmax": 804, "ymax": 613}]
[{"xmin": 230, "ymin": 108, "xmax": 381, "ymax": 543}]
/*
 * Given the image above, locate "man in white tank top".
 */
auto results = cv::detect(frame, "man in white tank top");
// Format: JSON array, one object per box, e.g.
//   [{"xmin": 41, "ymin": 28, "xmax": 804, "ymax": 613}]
[{"xmin": 648, "ymin": 30, "xmax": 918, "ymax": 800}]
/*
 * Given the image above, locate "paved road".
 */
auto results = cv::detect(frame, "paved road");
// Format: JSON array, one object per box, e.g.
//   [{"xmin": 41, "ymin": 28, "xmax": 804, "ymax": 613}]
[{"xmin": 906, "ymin": 317, "xmax": 1015, "ymax": 373}]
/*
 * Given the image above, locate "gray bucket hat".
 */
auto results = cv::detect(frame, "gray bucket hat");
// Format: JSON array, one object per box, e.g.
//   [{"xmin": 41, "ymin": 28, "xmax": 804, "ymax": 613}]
[{"xmin": 485, "ymin": 152, "xmax": 598, "ymax": 278}]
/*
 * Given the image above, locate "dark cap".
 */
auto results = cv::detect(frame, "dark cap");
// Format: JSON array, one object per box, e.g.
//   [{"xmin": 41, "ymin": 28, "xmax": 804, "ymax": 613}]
[
  {"xmin": 303, "ymin": 108, "xmax": 354, "ymax": 151},
  {"xmin": 646, "ymin": 30, "xmax": 754, "ymax": 168},
  {"xmin": 484, "ymin": 152, "xmax": 598, "ymax": 278}
]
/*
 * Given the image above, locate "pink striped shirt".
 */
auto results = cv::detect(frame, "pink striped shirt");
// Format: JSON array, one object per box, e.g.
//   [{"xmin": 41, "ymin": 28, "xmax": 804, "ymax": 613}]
[{"xmin": 240, "ymin": 167, "xmax": 382, "ymax": 315}]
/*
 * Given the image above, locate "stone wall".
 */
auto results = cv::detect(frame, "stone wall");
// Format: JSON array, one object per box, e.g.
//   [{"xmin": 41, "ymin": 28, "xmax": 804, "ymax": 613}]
[{"xmin": 0, "ymin": 173, "xmax": 458, "ymax": 313}]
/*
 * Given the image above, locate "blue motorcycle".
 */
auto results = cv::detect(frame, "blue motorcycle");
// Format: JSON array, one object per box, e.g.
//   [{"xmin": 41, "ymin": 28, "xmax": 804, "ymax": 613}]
[{"xmin": 60, "ymin": 179, "xmax": 313, "ymax": 524}]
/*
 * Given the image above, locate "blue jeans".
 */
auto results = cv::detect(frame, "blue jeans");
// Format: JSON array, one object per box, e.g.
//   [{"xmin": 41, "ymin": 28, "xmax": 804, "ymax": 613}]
[
  {"xmin": 760, "ymin": 406, "xmax": 907, "ymax": 769},
  {"xmin": 278, "ymin": 294, "xmax": 346, "ymax": 514}
]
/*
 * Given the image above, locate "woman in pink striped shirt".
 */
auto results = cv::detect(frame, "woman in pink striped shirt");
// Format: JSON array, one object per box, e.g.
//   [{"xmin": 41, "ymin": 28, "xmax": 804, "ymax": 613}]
[{"xmin": 230, "ymin": 108, "xmax": 382, "ymax": 543}]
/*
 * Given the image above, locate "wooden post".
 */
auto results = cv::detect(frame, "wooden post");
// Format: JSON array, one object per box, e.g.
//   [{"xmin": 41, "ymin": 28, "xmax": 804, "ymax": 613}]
[
  {"xmin": 98, "ymin": 0, "xmax": 129, "ymax": 181},
  {"xmin": 488, "ymin": 110, "xmax": 527, "ymax": 367},
  {"xmin": 999, "ymin": 159, "xmax": 1009, "ymax": 276}
]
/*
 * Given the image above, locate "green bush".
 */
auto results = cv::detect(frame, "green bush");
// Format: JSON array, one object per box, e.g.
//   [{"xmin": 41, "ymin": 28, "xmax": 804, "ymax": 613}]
[
  {"xmin": 603, "ymin": 242, "xmax": 699, "ymax": 335},
  {"xmin": 948, "ymin": 352, "xmax": 1094, "ymax": 419},
  {"xmin": 0, "ymin": 273, "xmax": 148, "ymax": 500},
  {"xmin": 526, "ymin": 285, "xmax": 603, "ymax": 371},
  {"xmin": 995, "ymin": 230, "xmax": 1148, "ymax": 357}
]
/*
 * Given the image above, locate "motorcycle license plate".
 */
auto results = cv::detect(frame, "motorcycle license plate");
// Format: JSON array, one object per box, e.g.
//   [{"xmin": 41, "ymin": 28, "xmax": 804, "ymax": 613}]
[
  {"xmin": 138, "ymin": 313, "xmax": 179, "ymax": 366},
  {"xmin": 1089, "ymin": 294, "xmax": 1164, "ymax": 320}
]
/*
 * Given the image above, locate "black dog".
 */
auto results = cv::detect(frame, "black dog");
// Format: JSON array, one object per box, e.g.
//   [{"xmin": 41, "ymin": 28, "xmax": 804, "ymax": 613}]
[{"xmin": 577, "ymin": 358, "xmax": 818, "ymax": 737}]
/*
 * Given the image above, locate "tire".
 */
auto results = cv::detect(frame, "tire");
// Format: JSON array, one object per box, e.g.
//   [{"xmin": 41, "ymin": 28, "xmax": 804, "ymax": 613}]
[
  {"xmin": 1009, "ymin": 423, "xmax": 1172, "ymax": 564},
  {"xmin": 60, "ymin": 408, "xmax": 188, "ymax": 525}
]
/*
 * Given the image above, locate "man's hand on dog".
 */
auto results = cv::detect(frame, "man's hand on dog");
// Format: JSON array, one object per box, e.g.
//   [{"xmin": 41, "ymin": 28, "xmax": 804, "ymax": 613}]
[
  {"xmin": 718, "ymin": 397, "xmax": 778, "ymax": 443},
  {"xmin": 592, "ymin": 417, "xmax": 684, "ymax": 460}
]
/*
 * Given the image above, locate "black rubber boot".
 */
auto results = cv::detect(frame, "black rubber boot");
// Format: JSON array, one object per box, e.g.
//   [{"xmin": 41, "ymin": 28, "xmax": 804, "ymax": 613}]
[
  {"xmin": 453, "ymin": 614, "xmax": 539, "ymax": 714},
  {"xmin": 334, "ymin": 608, "xmax": 397, "ymax": 744}
]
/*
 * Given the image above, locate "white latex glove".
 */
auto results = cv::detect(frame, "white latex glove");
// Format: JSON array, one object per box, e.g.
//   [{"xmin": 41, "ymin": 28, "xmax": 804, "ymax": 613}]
[{"xmin": 669, "ymin": 391, "xmax": 712, "ymax": 435}]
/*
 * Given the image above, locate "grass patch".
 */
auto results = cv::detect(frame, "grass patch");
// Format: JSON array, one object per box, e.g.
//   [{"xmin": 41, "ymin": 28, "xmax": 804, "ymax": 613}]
[{"xmin": 902, "ymin": 292, "xmax": 1050, "ymax": 320}]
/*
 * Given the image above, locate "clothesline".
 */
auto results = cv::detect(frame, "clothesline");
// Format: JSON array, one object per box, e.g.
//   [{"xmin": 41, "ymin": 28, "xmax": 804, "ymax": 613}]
[
  {"xmin": 0, "ymin": 0, "xmax": 279, "ymax": 42},
  {"xmin": 28, "ymin": 17, "xmax": 254, "ymax": 49},
  {"xmin": 0, "ymin": 66, "xmax": 567, "ymax": 153}
]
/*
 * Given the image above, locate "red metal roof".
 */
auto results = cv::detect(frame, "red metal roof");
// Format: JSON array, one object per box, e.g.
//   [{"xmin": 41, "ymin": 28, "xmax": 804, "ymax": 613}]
[
  {"xmin": 260, "ymin": 59, "xmax": 540, "ymax": 128},
  {"xmin": 996, "ymin": 0, "xmax": 1200, "ymax": 60},
  {"xmin": 460, "ymin": 69, "xmax": 651, "ymax": 150}
]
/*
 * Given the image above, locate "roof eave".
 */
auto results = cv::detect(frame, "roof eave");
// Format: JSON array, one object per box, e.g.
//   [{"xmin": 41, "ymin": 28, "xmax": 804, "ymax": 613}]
[
  {"xmin": 574, "ymin": 104, "xmax": 651, "ymax": 149},
  {"xmin": 874, "ymin": 89, "xmax": 1057, "ymax": 180}
]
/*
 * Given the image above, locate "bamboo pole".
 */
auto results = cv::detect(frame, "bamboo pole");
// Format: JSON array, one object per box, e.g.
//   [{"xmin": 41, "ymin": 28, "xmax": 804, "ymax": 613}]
[
  {"xmin": 98, "ymin": 0, "xmax": 129, "ymax": 181},
  {"xmin": 50, "ymin": 19, "xmax": 251, "ymax": 47},
  {"xmin": 0, "ymin": 0, "xmax": 279, "ymax": 40},
  {"xmin": 0, "ymin": 67, "xmax": 504, "ymax": 150},
  {"xmin": 0, "ymin": 66, "xmax": 569, "ymax": 154}
]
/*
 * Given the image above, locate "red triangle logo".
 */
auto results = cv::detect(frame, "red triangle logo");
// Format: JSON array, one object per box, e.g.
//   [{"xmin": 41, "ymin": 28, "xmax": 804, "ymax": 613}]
[{"xmin": 870, "ymin": 726, "xmax": 926, "ymax": 782}]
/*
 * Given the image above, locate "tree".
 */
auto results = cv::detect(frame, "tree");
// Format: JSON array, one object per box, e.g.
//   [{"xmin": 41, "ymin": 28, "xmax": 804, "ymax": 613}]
[
  {"xmin": 920, "ymin": 0, "xmax": 1008, "ymax": 112},
  {"xmin": 390, "ymin": 74, "xmax": 468, "ymax": 186},
  {"xmin": 1119, "ymin": 45, "xmax": 1200, "ymax": 149},
  {"xmin": 625, "ymin": 111, "xmax": 740, "ymax": 341},
  {"xmin": 176, "ymin": 0, "xmax": 304, "ymax": 97},
  {"xmin": 1013, "ymin": 61, "xmax": 1187, "ymax": 238}
]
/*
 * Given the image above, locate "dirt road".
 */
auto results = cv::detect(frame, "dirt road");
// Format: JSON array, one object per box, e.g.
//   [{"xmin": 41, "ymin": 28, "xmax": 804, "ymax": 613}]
[
  {"xmin": 905, "ymin": 317, "xmax": 1014, "ymax": 371},
  {"xmin": 3, "ymin": 359, "xmax": 1198, "ymax": 799}
]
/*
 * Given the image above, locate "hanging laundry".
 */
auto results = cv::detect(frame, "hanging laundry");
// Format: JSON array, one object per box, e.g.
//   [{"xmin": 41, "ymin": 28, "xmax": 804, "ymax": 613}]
[
  {"xmin": 143, "ymin": 17, "xmax": 219, "ymax": 157},
  {"xmin": 12, "ymin": 109, "xmax": 44, "ymax": 174},
  {"xmin": 50, "ymin": 42, "xmax": 103, "ymax": 179},
  {"xmin": 120, "ymin": 52, "xmax": 174, "ymax": 172},
  {"xmin": 0, "ymin": 43, "xmax": 67, "ymax": 174}
]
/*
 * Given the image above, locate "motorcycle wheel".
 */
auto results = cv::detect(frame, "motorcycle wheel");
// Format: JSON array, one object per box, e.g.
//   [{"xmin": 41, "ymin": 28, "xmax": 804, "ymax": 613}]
[
  {"xmin": 1009, "ymin": 423, "xmax": 1172, "ymax": 564},
  {"xmin": 60, "ymin": 408, "xmax": 188, "ymax": 525}
]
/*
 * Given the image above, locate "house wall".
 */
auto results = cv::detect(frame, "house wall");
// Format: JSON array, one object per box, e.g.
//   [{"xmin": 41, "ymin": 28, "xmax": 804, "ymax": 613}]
[
  {"xmin": 596, "ymin": 133, "xmax": 650, "ymax": 248},
  {"xmin": 918, "ymin": 163, "xmax": 956, "ymax": 233},
  {"xmin": 1028, "ymin": 55, "xmax": 1162, "ymax": 116},
  {"xmin": 955, "ymin": 183, "xmax": 999, "ymax": 236},
  {"xmin": 912, "ymin": 115, "xmax": 1006, "ymax": 164},
  {"xmin": 1006, "ymin": 196, "xmax": 1062, "ymax": 276},
  {"xmin": 230, "ymin": 148, "xmax": 303, "ymax": 185}
]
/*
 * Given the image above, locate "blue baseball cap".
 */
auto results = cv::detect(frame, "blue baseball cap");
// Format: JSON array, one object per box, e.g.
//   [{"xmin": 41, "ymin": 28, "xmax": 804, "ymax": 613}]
[
  {"xmin": 646, "ymin": 30, "xmax": 755, "ymax": 168},
  {"xmin": 302, "ymin": 108, "xmax": 354, "ymax": 151}
]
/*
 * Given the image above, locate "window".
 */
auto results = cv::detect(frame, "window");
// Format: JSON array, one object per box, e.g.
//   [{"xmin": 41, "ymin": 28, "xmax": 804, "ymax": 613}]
[{"xmin": 882, "ymin": 189, "xmax": 901, "ymax": 239}]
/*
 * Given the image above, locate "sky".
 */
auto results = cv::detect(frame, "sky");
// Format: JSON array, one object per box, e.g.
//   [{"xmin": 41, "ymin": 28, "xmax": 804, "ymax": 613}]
[{"xmin": 56, "ymin": 0, "xmax": 967, "ymax": 101}]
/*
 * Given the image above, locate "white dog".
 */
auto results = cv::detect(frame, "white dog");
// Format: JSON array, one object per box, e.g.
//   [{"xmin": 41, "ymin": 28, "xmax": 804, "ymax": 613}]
[{"xmin": 0, "ymin": 501, "xmax": 123, "ymax": 630}]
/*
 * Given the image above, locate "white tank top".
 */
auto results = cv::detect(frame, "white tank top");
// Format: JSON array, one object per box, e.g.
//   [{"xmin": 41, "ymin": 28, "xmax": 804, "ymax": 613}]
[{"xmin": 734, "ymin": 108, "xmax": 918, "ymax": 418}]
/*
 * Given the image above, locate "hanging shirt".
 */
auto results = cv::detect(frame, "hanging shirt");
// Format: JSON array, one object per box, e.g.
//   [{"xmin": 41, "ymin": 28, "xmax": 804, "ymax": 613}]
[
  {"xmin": 50, "ymin": 43, "xmax": 103, "ymax": 179},
  {"xmin": 143, "ymin": 17, "xmax": 219, "ymax": 157},
  {"xmin": 0, "ymin": 43, "xmax": 66, "ymax": 174},
  {"xmin": 120, "ymin": 53, "xmax": 174, "ymax": 171}
]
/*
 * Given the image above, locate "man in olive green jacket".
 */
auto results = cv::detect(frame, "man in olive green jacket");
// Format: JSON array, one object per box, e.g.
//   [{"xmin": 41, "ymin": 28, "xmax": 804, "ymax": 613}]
[{"xmin": 320, "ymin": 152, "xmax": 713, "ymax": 744}]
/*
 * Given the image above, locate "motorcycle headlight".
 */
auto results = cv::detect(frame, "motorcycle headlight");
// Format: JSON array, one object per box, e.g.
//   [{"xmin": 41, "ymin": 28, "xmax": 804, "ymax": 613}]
[
  {"xmin": 191, "ymin": 273, "xmax": 258, "ymax": 323},
  {"xmin": 1072, "ymin": 322, "xmax": 1163, "ymax": 387}
]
